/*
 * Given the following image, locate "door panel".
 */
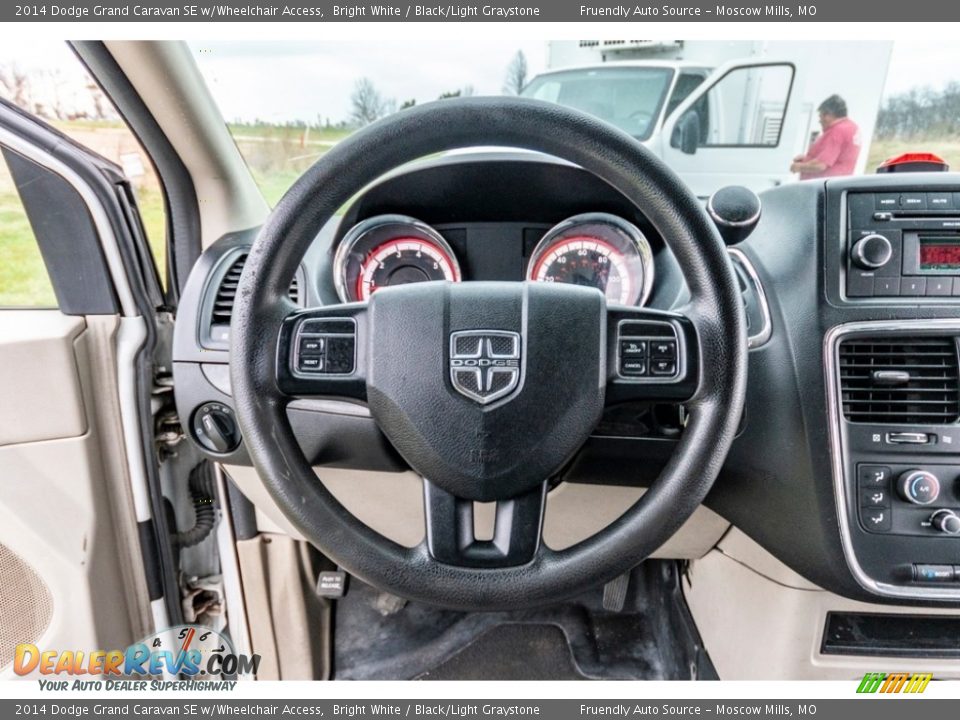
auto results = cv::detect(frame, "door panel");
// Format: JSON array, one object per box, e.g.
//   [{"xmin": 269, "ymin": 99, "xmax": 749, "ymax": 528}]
[
  {"xmin": 0, "ymin": 312, "xmax": 86, "ymax": 446},
  {"xmin": 0, "ymin": 311, "xmax": 152, "ymax": 675}
]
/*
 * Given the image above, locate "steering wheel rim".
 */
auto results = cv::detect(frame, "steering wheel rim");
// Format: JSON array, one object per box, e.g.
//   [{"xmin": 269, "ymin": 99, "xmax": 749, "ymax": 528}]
[{"xmin": 230, "ymin": 97, "xmax": 748, "ymax": 611}]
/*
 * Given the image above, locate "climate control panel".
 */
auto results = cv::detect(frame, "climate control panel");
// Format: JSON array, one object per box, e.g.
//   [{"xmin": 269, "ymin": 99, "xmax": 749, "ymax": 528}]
[{"xmin": 857, "ymin": 463, "xmax": 960, "ymax": 537}]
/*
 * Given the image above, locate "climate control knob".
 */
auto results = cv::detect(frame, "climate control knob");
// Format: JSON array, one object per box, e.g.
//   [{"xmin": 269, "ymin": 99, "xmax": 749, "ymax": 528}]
[
  {"xmin": 930, "ymin": 510, "xmax": 960, "ymax": 536},
  {"xmin": 851, "ymin": 234, "xmax": 893, "ymax": 269},
  {"xmin": 899, "ymin": 470, "xmax": 940, "ymax": 505}
]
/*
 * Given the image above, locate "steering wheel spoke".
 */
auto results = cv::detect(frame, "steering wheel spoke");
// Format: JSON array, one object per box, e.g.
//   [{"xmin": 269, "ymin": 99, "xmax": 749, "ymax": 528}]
[
  {"xmin": 605, "ymin": 307, "xmax": 700, "ymax": 405},
  {"xmin": 423, "ymin": 480, "xmax": 547, "ymax": 568},
  {"xmin": 276, "ymin": 304, "xmax": 369, "ymax": 401}
]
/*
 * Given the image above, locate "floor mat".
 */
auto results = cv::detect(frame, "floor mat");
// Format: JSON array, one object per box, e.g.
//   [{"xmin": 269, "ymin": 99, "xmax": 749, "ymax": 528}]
[
  {"xmin": 417, "ymin": 625, "xmax": 583, "ymax": 680},
  {"xmin": 332, "ymin": 561, "xmax": 712, "ymax": 680}
]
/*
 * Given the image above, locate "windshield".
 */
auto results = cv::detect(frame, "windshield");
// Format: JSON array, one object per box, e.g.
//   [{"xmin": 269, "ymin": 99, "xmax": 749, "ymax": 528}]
[
  {"xmin": 521, "ymin": 66, "xmax": 674, "ymax": 141},
  {"xmin": 176, "ymin": 40, "xmax": 959, "ymax": 203}
]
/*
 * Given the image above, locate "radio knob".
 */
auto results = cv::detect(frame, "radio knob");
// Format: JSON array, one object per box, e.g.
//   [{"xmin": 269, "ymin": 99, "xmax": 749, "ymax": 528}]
[
  {"xmin": 930, "ymin": 510, "xmax": 960, "ymax": 536},
  {"xmin": 851, "ymin": 234, "xmax": 893, "ymax": 269},
  {"xmin": 899, "ymin": 470, "xmax": 940, "ymax": 505}
]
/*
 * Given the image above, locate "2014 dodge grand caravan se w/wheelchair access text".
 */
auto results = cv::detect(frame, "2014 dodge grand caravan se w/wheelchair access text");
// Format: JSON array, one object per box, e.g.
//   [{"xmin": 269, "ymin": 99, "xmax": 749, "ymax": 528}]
[{"xmin": 2, "ymin": 39, "xmax": 960, "ymax": 682}]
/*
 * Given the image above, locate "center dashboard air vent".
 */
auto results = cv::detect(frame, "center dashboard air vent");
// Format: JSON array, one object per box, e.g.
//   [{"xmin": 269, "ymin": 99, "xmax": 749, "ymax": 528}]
[
  {"xmin": 207, "ymin": 252, "xmax": 301, "ymax": 346},
  {"xmin": 839, "ymin": 336, "xmax": 960, "ymax": 425}
]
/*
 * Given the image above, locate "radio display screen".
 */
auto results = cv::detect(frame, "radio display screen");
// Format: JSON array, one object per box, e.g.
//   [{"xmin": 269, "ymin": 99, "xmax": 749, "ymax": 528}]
[{"xmin": 919, "ymin": 237, "xmax": 960, "ymax": 271}]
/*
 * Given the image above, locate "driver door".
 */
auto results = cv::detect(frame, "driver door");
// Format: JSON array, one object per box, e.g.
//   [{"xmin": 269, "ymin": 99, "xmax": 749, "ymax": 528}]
[{"xmin": 0, "ymin": 98, "xmax": 169, "ymax": 675}]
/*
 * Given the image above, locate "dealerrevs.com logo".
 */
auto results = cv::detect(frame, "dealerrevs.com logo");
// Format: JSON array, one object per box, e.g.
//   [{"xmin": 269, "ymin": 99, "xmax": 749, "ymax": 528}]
[
  {"xmin": 856, "ymin": 672, "xmax": 933, "ymax": 694},
  {"xmin": 13, "ymin": 625, "xmax": 260, "ymax": 689}
]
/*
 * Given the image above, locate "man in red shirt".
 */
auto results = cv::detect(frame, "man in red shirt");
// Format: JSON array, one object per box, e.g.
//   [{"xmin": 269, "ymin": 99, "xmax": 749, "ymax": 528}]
[{"xmin": 790, "ymin": 95, "xmax": 861, "ymax": 180}]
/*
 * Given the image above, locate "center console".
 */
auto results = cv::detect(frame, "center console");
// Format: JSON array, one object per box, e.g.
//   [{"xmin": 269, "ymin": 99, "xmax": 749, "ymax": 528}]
[{"xmin": 828, "ymin": 179, "xmax": 960, "ymax": 600}]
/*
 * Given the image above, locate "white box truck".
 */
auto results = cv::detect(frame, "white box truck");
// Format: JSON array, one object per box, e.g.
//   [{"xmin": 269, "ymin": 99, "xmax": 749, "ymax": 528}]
[{"xmin": 522, "ymin": 41, "xmax": 893, "ymax": 197}]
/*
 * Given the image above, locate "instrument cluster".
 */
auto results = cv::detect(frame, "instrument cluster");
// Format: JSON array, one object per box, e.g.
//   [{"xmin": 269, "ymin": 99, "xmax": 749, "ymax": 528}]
[{"xmin": 333, "ymin": 212, "xmax": 655, "ymax": 305}]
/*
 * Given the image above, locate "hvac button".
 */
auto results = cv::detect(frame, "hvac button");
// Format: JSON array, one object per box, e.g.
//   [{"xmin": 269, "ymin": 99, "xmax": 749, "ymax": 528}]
[
  {"xmin": 857, "ymin": 464, "xmax": 891, "ymax": 488},
  {"xmin": 861, "ymin": 507, "xmax": 892, "ymax": 533},
  {"xmin": 859, "ymin": 488, "xmax": 890, "ymax": 508}
]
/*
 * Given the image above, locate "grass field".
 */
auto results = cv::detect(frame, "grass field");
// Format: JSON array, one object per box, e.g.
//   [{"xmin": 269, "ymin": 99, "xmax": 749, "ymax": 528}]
[{"xmin": 2, "ymin": 127, "xmax": 958, "ymax": 308}]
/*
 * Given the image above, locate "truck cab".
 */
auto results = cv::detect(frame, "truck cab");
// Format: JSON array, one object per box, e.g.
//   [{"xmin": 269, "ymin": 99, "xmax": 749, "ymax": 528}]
[{"xmin": 522, "ymin": 42, "xmax": 893, "ymax": 197}]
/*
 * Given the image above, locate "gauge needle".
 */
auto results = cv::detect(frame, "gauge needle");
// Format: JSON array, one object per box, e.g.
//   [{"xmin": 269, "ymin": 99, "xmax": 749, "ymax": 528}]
[{"xmin": 173, "ymin": 627, "xmax": 196, "ymax": 673}]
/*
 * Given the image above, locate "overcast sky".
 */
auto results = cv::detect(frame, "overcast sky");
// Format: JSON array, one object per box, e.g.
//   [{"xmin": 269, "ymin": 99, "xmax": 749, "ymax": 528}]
[{"xmin": 0, "ymin": 39, "xmax": 956, "ymax": 125}]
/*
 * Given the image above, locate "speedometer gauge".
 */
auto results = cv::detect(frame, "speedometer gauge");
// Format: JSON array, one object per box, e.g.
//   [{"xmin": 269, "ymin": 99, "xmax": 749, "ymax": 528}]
[
  {"xmin": 526, "ymin": 213, "xmax": 654, "ymax": 306},
  {"xmin": 334, "ymin": 215, "xmax": 461, "ymax": 303}
]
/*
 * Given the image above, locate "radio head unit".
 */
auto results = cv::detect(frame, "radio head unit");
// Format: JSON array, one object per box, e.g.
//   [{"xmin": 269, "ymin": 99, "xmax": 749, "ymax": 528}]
[{"xmin": 846, "ymin": 191, "xmax": 960, "ymax": 299}]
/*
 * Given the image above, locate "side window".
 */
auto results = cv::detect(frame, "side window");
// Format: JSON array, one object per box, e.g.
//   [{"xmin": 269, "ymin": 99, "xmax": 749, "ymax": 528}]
[
  {"xmin": 700, "ymin": 64, "xmax": 794, "ymax": 147},
  {"xmin": 664, "ymin": 71, "xmax": 707, "ymax": 120},
  {"xmin": 0, "ymin": 43, "xmax": 167, "ymax": 290},
  {"xmin": 0, "ymin": 152, "xmax": 56, "ymax": 307}
]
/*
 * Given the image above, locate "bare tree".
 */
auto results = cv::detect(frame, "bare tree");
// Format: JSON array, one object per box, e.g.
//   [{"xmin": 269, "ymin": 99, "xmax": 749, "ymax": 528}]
[
  {"xmin": 350, "ymin": 77, "xmax": 393, "ymax": 126},
  {"xmin": 0, "ymin": 63, "xmax": 33, "ymax": 111},
  {"xmin": 502, "ymin": 51, "xmax": 528, "ymax": 95}
]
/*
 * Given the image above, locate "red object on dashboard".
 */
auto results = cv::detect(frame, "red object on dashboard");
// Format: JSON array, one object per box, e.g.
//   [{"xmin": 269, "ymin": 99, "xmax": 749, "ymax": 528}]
[{"xmin": 876, "ymin": 152, "xmax": 950, "ymax": 173}]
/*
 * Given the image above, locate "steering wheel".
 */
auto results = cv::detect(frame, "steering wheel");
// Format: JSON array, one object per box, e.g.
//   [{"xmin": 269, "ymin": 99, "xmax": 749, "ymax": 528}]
[{"xmin": 230, "ymin": 97, "xmax": 747, "ymax": 611}]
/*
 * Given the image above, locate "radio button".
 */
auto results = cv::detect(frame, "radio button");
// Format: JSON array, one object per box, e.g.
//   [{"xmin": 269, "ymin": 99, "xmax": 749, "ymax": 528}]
[
  {"xmin": 900, "ymin": 277, "xmax": 927, "ymax": 296},
  {"xmin": 900, "ymin": 193, "xmax": 927, "ymax": 211},
  {"xmin": 875, "ymin": 277, "xmax": 900, "ymax": 296},
  {"xmin": 847, "ymin": 271, "xmax": 874, "ymax": 297},
  {"xmin": 875, "ymin": 193, "xmax": 899, "ymax": 211},
  {"xmin": 927, "ymin": 278, "xmax": 953, "ymax": 296},
  {"xmin": 852, "ymin": 234, "xmax": 892, "ymax": 270},
  {"xmin": 927, "ymin": 192, "xmax": 954, "ymax": 210}
]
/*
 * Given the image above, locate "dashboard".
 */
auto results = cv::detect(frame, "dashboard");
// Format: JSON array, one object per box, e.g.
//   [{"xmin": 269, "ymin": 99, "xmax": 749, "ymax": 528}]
[{"xmin": 172, "ymin": 152, "xmax": 960, "ymax": 634}]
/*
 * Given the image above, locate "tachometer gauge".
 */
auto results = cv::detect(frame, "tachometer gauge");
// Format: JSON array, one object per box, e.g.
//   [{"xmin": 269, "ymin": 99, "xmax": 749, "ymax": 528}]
[
  {"xmin": 334, "ymin": 215, "xmax": 461, "ymax": 303},
  {"xmin": 526, "ymin": 213, "xmax": 654, "ymax": 306}
]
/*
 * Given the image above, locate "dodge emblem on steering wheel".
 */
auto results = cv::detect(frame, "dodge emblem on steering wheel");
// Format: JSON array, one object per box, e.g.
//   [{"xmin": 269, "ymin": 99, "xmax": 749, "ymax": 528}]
[{"xmin": 449, "ymin": 330, "xmax": 521, "ymax": 405}]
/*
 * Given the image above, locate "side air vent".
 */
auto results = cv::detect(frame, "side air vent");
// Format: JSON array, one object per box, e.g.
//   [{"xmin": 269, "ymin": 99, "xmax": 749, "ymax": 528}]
[
  {"xmin": 839, "ymin": 337, "xmax": 960, "ymax": 424},
  {"xmin": 209, "ymin": 252, "xmax": 300, "ymax": 343}
]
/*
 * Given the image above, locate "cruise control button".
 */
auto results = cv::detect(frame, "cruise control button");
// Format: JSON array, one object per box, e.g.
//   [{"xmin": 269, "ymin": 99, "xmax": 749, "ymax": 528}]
[
  {"xmin": 861, "ymin": 507, "xmax": 892, "ymax": 533},
  {"xmin": 620, "ymin": 340, "xmax": 647, "ymax": 357},
  {"xmin": 620, "ymin": 359, "xmax": 648, "ymax": 376},
  {"xmin": 857, "ymin": 464, "xmax": 891, "ymax": 487},
  {"xmin": 650, "ymin": 340, "xmax": 676, "ymax": 358},
  {"xmin": 914, "ymin": 564, "xmax": 954, "ymax": 583},
  {"xmin": 650, "ymin": 359, "xmax": 677, "ymax": 376}
]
